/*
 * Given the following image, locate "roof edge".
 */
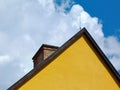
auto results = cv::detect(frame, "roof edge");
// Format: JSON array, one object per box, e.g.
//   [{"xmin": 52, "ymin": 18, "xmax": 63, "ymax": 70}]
[
  {"xmin": 83, "ymin": 28, "xmax": 120, "ymax": 82},
  {"xmin": 7, "ymin": 27, "xmax": 120, "ymax": 90}
]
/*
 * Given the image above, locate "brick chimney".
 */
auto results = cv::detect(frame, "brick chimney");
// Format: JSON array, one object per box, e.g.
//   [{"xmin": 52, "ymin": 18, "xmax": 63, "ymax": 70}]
[{"xmin": 32, "ymin": 44, "xmax": 59, "ymax": 68}]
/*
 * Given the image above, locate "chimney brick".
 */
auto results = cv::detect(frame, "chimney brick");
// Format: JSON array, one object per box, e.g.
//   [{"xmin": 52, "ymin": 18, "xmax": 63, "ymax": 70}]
[{"xmin": 32, "ymin": 44, "xmax": 58, "ymax": 68}]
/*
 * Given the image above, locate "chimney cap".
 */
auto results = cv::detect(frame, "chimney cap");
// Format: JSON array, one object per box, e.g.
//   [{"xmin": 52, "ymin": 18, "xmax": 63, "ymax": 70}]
[{"xmin": 32, "ymin": 44, "xmax": 59, "ymax": 60}]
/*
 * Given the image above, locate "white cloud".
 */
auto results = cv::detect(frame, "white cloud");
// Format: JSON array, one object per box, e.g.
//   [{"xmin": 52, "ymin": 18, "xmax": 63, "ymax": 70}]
[
  {"xmin": 0, "ymin": 55, "xmax": 10, "ymax": 63},
  {"xmin": 0, "ymin": 0, "xmax": 119, "ymax": 89},
  {"xmin": 104, "ymin": 36, "xmax": 120, "ymax": 70}
]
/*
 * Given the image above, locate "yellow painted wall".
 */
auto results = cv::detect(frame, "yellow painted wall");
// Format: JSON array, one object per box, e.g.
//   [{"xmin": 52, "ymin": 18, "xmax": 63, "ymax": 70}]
[{"xmin": 19, "ymin": 35, "xmax": 120, "ymax": 90}]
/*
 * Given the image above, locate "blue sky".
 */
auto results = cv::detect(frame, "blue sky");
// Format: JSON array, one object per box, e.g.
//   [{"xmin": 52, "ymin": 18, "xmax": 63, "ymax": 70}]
[
  {"xmin": 0, "ymin": 0, "xmax": 120, "ymax": 89},
  {"xmin": 74, "ymin": 0, "xmax": 120, "ymax": 38},
  {"xmin": 55, "ymin": 0, "xmax": 120, "ymax": 38}
]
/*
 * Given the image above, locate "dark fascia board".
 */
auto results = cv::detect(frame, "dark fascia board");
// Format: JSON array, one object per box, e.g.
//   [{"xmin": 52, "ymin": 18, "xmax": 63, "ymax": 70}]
[
  {"xmin": 7, "ymin": 27, "xmax": 120, "ymax": 90},
  {"xmin": 32, "ymin": 44, "xmax": 59, "ymax": 60},
  {"xmin": 83, "ymin": 28, "xmax": 120, "ymax": 83}
]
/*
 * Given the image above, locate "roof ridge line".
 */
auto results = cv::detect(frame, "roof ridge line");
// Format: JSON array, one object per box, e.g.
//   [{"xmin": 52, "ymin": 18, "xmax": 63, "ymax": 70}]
[{"xmin": 7, "ymin": 27, "xmax": 120, "ymax": 90}]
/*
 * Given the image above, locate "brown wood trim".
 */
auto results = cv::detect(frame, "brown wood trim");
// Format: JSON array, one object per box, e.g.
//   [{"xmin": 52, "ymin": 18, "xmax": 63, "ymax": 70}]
[{"xmin": 7, "ymin": 27, "xmax": 120, "ymax": 90}]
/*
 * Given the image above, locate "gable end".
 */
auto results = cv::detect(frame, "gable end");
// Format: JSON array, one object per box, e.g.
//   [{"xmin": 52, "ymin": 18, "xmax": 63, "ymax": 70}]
[{"xmin": 8, "ymin": 27, "xmax": 120, "ymax": 90}]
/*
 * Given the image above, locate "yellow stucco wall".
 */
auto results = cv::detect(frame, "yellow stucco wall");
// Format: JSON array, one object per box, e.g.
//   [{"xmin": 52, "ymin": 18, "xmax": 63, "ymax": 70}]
[{"xmin": 19, "ymin": 35, "xmax": 120, "ymax": 90}]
